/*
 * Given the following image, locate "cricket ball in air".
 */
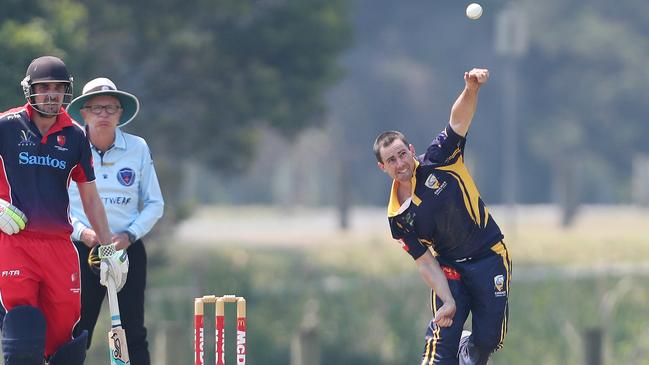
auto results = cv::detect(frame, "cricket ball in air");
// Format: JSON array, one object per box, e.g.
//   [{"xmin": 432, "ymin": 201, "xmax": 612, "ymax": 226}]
[{"xmin": 466, "ymin": 3, "xmax": 483, "ymax": 20}]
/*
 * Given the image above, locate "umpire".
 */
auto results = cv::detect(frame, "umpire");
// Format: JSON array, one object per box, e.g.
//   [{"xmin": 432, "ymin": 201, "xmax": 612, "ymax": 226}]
[{"xmin": 67, "ymin": 77, "xmax": 164, "ymax": 365}]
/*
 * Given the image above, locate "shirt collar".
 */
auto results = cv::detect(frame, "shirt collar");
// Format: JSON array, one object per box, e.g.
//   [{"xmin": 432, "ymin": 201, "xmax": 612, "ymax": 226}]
[
  {"xmin": 90, "ymin": 127, "xmax": 127, "ymax": 152},
  {"xmin": 25, "ymin": 103, "xmax": 74, "ymax": 143},
  {"xmin": 387, "ymin": 159, "xmax": 420, "ymax": 217},
  {"xmin": 113, "ymin": 128, "xmax": 127, "ymax": 150}
]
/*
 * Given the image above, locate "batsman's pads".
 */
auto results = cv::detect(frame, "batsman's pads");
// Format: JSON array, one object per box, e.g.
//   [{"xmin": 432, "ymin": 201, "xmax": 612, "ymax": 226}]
[
  {"xmin": 47, "ymin": 330, "xmax": 88, "ymax": 365},
  {"xmin": 98, "ymin": 243, "xmax": 129, "ymax": 292},
  {"xmin": 2, "ymin": 306, "xmax": 45, "ymax": 365},
  {"xmin": 0, "ymin": 198, "xmax": 27, "ymax": 235}
]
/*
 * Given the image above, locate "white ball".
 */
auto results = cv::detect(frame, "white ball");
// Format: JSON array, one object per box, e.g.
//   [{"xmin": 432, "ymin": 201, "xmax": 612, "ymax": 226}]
[{"xmin": 466, "ymin": 3, "xmax": 483, "ymax": 20}]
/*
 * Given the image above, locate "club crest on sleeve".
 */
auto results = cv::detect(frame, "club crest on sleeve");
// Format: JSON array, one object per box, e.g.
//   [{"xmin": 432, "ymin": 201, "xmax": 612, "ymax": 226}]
[{"xmin": 117, "ymin": 168, "xmax": 136, "ymax": 186}]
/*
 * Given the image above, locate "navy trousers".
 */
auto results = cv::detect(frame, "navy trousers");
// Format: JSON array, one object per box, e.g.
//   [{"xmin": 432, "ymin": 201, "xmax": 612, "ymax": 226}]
[{"xmin": 420, "ymin": 242, "xmax": 511, "ymax": 365}]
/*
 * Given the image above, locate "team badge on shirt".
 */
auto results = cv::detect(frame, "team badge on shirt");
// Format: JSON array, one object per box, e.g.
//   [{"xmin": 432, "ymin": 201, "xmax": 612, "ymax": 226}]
[
  {"xmin": 425, "ymin": 174, "xmax": 440, "ymax": 189},
  {"xmin": 55, "ymin": 135, "xmax": 69, "ymax": 151},
  {"xmin": 425, "ymin": 173, "xmax": 447, "ymax": 195},
  {"xmin": 117, "ymin": 168, "xmax": 136, "ymax": 186}
]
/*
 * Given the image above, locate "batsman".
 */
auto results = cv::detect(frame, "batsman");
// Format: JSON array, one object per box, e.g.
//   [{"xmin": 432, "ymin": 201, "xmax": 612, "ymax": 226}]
[
  {"xmin": 0, "ymin": 56, "xmax": 128, "ymax": 364},
  {"xmin": 374, "ymin": 68, "xmax": 511, "ymax": 364}
]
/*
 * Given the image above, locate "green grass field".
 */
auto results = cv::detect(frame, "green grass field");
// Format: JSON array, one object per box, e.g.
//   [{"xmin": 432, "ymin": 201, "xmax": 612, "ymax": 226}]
[{"xmin": 83, "ymin": 205, "xmax": 649, "ymax": 364}]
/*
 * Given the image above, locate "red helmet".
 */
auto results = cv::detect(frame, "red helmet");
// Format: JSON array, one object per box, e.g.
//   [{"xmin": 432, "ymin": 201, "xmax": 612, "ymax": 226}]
[{"xmin": 21, "ymin": 56, "xmax": 74, "ymax": 116}]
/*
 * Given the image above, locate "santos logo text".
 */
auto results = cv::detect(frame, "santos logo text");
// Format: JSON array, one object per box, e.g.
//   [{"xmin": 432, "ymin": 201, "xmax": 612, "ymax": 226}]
[{"xmin": 19, "ymin": 152, "xmax": 67, "ymax": 169}]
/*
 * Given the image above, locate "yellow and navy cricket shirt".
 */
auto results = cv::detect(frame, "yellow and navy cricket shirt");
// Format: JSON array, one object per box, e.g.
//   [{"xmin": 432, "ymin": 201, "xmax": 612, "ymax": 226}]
[{"xmin": 388, "ymin": 124, "xmax": 504, "ymax": 261}]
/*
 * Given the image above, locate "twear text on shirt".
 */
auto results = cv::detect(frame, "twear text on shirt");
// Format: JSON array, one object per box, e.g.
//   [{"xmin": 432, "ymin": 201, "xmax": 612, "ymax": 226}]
[{"xmin": 101, "ymin": 196, "xmax": 132, "ymax": 206}]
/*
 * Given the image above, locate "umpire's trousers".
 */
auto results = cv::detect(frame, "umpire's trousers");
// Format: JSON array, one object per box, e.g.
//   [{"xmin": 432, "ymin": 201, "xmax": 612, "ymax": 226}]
[{"xmin": 74, "ymin": 240, "xmax": 151, "ymax": 365}]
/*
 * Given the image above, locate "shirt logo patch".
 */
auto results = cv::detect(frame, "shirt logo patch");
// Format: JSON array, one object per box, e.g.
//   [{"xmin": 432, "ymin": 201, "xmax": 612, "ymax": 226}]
[
  {"xmin": 424, "ymin": 174, "xmax": 440, "ymax": 189},
  {"xmin": 117, "ymin": 168, "xmax": 136, "ymax": 186},
  {"xmin": 18, "ymin": 130, "xmax": 36, "ymax": 147},
  {"xmin": 18, "ymin": 152, "xmax": 67, "ymax": 169},
  {"xmin": 425, "ymin": 174, "xmax": 448, "ymax": 195},
  {"xmin": 398, "ymin": 211, "xmax": 416, "ymax": 233},
  {"xmin": 55, "ymin": 135, "xmax": 69, "ymax": 151},
  {"xmin": 101, "ymin": 196, "xmax": 132, "ymax": 206},
  {"xmin": 1, "ymin": 269, "xmax": 20, "ymax": 278},
  {"xmin": 494, "ymin": 274, "xmax": 506, "ymax": 297}
]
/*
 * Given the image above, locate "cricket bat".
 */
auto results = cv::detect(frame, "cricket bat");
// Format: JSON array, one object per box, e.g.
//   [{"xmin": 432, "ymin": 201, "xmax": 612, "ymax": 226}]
[{"xmin": 106, "ymin": 276, "xmax": 131, "ymax": 365}]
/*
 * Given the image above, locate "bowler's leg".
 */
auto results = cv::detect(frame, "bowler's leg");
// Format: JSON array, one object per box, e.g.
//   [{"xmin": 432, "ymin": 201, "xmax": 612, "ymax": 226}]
[
  {"xmin": 421, "ymin": 267, "xmax": 469, "ymax": 365},
  {"xmin": 459, "ymin": 245, "xmax": 511, "ymax": 365}
]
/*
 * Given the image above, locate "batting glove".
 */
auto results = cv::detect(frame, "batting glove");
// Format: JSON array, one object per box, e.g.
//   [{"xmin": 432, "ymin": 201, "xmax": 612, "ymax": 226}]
[
  {"xmin": 98, "ymin": 243, "xmax": 129, "ymax": 292},
  {"xmin": 0, "ymin": 198, "xmax": 27, "ymax": 235}
]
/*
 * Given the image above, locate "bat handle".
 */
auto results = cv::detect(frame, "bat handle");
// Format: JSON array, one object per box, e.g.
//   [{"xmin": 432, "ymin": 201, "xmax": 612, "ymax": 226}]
[{"xmin": 106, "ymin": 277, "xmax": 122, "ymax": 328}]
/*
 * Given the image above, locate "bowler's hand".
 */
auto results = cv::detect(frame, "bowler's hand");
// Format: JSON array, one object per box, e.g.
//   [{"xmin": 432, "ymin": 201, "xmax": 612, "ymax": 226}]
[
  {"xmin": 80, "ymin": 228, "xmax": 99, "ymax": 248},
  {"xmin": 464, "ymin": 68, "xmax": 489, "ymax": 91},
  {"xmin": 433, "ymin": 300, "xmax": 456, "ymax": 328}
]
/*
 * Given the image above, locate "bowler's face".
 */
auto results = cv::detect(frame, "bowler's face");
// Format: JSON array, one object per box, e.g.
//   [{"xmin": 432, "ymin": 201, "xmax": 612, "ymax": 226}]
[{"xmin": 378, "ymin": 139, "xmax": 416, "ymax": 182}]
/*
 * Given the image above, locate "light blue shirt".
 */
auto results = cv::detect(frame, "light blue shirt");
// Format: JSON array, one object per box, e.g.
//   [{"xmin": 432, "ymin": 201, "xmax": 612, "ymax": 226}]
[{"xmin": 69, "ymin": 128, "xmax": 164, "ymax": 241}]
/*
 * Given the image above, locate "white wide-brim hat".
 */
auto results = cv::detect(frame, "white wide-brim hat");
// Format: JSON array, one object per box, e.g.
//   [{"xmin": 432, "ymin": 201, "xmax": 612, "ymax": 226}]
[{"xmin": 67, "ymin": 77, "xmax": 140, "ymax": 127}]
